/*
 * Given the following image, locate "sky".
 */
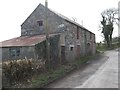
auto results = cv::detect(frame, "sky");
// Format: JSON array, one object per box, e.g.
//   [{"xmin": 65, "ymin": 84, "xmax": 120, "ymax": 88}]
[{"xmin": 0, "ymin": 0, "xmax": 119, "ymax": 42}]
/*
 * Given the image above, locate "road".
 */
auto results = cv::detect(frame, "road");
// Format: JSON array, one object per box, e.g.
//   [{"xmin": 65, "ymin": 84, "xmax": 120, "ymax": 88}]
[
  {"xmin": 76, "ymin": 49, "xmax": 118, "ymax": 88},
  {"xmin": 46, "ymin": 49, "xmax": 118, "ymax": 88}
]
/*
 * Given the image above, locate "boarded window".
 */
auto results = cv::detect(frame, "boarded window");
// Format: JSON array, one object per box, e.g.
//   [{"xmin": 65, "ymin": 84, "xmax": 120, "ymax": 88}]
[{"xmin": 37, "ymin": 21, "xmax": 43, "ymax": 26}]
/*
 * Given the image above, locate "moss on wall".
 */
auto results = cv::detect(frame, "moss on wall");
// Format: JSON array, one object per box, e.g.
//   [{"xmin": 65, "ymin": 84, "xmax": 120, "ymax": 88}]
[
  {"xmin": 35, "ymin": 34, "xmax": 60, "ymax": 67},
  {"xmin": 49, "ymin": 35, "xmax": 60, "ymax": 66},
  {"xmin": 35, "ymin": 41, "xmax": 46, "ymax": 60}
]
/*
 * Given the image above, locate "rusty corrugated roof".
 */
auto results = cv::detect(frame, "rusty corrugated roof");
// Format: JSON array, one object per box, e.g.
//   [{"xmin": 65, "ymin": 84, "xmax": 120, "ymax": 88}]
[{"xmin": 0, "ymin": 34, "xmax": 57, "ymax": 47}]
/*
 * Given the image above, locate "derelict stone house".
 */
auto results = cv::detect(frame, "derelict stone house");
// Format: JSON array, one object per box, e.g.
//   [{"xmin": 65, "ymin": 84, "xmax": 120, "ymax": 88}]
[{"xmin": 0, "ymin": 3, "xmax": 96, "ymax": 63}]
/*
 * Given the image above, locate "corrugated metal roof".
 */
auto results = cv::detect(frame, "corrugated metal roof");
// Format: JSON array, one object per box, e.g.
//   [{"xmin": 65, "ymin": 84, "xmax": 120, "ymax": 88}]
[{"xmin": 0, "ymin": 34, "xmax": 56, "ymax": 47}]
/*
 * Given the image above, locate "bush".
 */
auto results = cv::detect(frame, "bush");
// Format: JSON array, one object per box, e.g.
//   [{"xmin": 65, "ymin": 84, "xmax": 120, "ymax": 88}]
[{"xmin": 2, "ymin": 58, "xmax": 46, "ymax": 87}]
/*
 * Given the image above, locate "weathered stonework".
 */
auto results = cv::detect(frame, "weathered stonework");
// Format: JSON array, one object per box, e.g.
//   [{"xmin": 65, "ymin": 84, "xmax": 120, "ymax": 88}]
[
  {"xmin": 21, "ymin": 3, "xmax": 96, "ymax": 61},
  {"xmin": 1, "ymin": 3, "xmax": 96, "ymax": 62},
  {"xmin": 21, "ymin": 4, "xmax": 64, "ymax": 36},
  {"xmin": 34, "ymin": 34, "xmax": 60, "ymax": 66}
]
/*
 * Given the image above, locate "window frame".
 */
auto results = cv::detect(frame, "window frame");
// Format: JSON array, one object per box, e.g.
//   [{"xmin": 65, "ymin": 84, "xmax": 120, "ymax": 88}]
[
  {"xmin": 37, "ymin": 20, "xmax": 43, "ymax": 26},
  {"xmin": 9, "ymin": 47, "xmax": 20, "ymax": 58}
]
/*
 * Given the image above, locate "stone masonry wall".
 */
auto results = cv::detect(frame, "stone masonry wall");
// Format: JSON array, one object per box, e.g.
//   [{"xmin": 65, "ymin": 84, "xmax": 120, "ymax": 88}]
[
  {"xmin": 34, "ymin": 34, "xmax": 60, "ymax": 67},
  {"xmin": 21, "ymin": 4, "xmax": 64, "ymax": 36},
  {"xmin": 21, "ymin": 3, "xmax": 96, "ymax": 62},
  {"xmin": 63, "ymin": 21, "xmax": 78, "ymax": 61}
]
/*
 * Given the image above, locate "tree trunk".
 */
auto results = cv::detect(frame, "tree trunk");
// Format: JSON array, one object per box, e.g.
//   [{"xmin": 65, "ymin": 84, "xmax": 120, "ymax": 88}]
[
  {"xmin": 109, "ymin": 34, "xmax": 112, "ymax": 47},
  {"xmin": 104, "ymin": 34, "xmax": 109, "ymax": 48}
]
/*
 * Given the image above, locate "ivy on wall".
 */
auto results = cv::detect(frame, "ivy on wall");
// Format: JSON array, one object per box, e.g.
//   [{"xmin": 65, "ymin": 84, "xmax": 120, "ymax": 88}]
[
  {"xmin": 35, "ymin": 34, "xmax": 60, "ymax": 67},
  {"xmin": 35, "ymin": 41, "xmax": 46, "ymax": 60}
]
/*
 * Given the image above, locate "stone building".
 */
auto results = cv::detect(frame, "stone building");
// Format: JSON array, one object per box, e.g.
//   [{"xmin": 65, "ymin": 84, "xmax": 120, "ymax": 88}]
[{"xmin": 0, "ymin": 3, "xmax": 96, "ymax": 62}]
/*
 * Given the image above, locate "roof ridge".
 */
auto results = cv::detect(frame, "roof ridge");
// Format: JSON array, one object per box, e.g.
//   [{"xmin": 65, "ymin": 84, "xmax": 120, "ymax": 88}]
[{"xmin": 46, "ymin": 5, "xmax": 94, "ymax": 34}]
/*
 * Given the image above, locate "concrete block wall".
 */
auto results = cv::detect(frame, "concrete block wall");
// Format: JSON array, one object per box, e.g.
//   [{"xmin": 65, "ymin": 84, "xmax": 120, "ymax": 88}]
[
  {"xmin": 0, "ymin": 48, "xmax": 2, "ymax": 62},
  {"xmin": 2, "ymin": 46, "xmax": 35, "ymax": 61},
  {"xmin": 1, "ymin": 48, "xmax": 9, "ymax": 61}
]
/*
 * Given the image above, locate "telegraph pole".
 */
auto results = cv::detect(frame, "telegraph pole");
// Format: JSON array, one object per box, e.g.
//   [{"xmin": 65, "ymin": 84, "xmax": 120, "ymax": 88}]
[{"xmin": 45, "ymin": 0, "xmax": 50, "ymax": 69}]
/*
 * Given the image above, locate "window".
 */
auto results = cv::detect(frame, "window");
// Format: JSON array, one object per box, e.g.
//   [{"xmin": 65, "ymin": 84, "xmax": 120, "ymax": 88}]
[
  {"xmin": 69, "ymin": 45, "xmax": 74, "ymax": 51},
  {"xmin": 37, "ymin": 20, "xmax": 43, "ymax": 26},
  {"xmin": 70, "ymin": 47, "xmax": 74, "ymax": 51},
  {"xmin": 16, "ymin": 49, "xmax": 20, "ymax": 56},
  {"xmin": 9, "ymin": 47, "xmax": 20, "ymax": 57},
  {"xmin": 77, "ymin": 27, "xmax": 79, "ymax": 39}
]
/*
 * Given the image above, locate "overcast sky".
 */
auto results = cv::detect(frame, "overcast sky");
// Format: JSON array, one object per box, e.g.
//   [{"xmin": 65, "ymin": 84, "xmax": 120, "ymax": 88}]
[{"xmin": 0, "ymin": 0, "xmax": 119, "ymax": 42}]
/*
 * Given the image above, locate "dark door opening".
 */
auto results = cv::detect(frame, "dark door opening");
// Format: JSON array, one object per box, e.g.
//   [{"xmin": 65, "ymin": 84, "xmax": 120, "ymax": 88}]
[{"xmin": 61, "ymin": 46, "xmax": 65, "ymax": 64}]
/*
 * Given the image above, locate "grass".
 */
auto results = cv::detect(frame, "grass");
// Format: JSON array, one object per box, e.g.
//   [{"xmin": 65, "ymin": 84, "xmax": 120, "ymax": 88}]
[
  {"xmin": 97, "ymin": 42, "xmax": 120, "ymax": 52},
  {"xmin": 31, "ymin": 65, "xmax": 67, "ymax": 87},
  {"xmin": 30, "ymin": 53, "xmax": 100, "ymax": 88},
  {"xmin": 29, "ymin": 43, "xmax": 120, "ymax": 88}
]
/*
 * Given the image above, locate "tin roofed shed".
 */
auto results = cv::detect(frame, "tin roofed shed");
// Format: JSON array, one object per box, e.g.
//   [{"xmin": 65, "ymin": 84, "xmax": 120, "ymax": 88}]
[{"xmin": 0, "ymin": 34, "xmax": 61, "ymax": 64}]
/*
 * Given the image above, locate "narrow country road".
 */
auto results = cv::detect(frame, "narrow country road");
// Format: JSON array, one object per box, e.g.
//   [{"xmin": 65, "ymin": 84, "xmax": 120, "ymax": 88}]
[
  {"xmin": 75, "ymin": 49, "xmax": 118, "ymax": 88},
  {"xmin": 46, "ymin": 49, "xmax": 118, "ymax": 88}
]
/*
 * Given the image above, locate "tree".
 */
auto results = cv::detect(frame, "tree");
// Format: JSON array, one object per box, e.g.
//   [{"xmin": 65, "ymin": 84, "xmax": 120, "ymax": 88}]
[{"xmin": 100, "ymin": 8, "xmax": 118, "ymax": 48}]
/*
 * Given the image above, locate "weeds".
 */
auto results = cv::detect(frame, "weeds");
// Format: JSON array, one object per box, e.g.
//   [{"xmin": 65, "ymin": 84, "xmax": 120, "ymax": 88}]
[
  {"xmin": 31, "ymin": 54, "xmax": 99, "ymax": 88},
  {"xmin": 2, "ymin": 58, "xmax": 46, "ymax": 87},
  {"xmin": 3, "ymin": 53, "xmax": 100, "ymax": 88}
]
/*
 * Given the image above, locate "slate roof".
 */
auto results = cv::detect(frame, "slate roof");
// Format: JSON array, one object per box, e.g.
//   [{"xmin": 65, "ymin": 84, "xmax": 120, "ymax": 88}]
[
  {"xmin": 44, "ymin": 4, "xmax": 94, "ymax": 34},
  {"xmin": 51, "ymin": 9, "xmax": 86, "ymax": 30},
  {"xmin": 49, "ymin": 8, "xmax": 94, "ymax": 35},
  {"xmin": 21, "ymin": 3, "xmax": 94, "ymax": 34}
]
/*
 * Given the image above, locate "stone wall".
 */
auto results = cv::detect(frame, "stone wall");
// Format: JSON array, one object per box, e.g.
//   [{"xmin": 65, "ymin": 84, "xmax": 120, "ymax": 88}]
[
  {"xmin": 21, "ymin": 3, "xmax": 96, "ymax": 62},
  {"xmin": 21, "ymin": 4, "xmax": 64, "ymax": 36},
  {"xmin": 49, "ymin": 34, "xmax": 60, "ymax": 65},
  {"xmin": 62, "ymin": 20, "xmax": 96, "ymax": 61},
  {"xmin": 63, "ymin": 21, "xmax": 77, "ymax": 61},
  {"xmin": 34, "ymin": 34, "xmax": 60, "ymax": 66}
]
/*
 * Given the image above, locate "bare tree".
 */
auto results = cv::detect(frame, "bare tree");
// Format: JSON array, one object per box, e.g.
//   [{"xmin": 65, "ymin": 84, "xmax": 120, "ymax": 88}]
[
  {"xmin": 100, "ymin": 8, "xmax": 118, "ymax": 48},
  {"xmin": 72, "ymin": 17, "xmax": 77, "ymax": 22}
]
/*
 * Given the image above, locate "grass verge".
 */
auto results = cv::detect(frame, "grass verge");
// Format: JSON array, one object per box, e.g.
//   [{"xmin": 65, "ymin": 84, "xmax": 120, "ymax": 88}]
[{"xmin": 30, "ymin": 53, "xmax": 100, "ymax": 88}]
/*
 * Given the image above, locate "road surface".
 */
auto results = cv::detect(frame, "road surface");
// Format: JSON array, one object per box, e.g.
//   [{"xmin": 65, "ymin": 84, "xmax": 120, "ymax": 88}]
[
  {"xmin": 76, "ymin": 49, "xmax": 118, "ymax": 88},
  {"xmin": 46, "ymin": 49, "xmax": 118, "ymax": 88}
]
